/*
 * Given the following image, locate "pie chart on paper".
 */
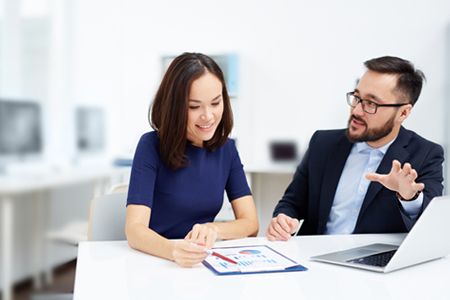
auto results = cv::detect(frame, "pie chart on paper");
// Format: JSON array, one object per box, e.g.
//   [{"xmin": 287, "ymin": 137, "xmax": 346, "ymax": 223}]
[{"xmin": 239, "ymin": 249, "xmax": 261, "ymax": 255}]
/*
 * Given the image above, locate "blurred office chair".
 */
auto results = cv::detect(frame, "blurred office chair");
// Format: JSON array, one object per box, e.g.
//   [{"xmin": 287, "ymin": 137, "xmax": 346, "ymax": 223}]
[
  {"xmin": 87, "ymin": 191, "xmax": 127, "ymax": 241},
  {"xmin": 108, "ymin": 182, "xmax": 129, "ymax": 194},
  {"xmin": 36, "ymin": 185, "xmax": 128, "ymax": 300},
  {"xmin": 46, "ymin": 183, "xmax": 128, "ymax": 244},
  {"xmin": 46, "ymin": 220, "xmax": 88, "ymax": 245}
]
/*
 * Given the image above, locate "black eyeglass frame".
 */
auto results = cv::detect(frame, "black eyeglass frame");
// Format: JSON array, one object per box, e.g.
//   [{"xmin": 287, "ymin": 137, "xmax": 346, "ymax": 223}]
[{"xmin": 346, "ymin": 92, "xmax": 410, "ymax": 114}]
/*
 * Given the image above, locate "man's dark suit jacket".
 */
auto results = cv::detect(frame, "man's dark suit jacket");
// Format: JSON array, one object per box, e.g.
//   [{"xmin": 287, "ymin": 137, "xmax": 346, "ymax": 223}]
[{"xmin": 273, "ymin": 126, "xmax": 444, "ymax": 235}]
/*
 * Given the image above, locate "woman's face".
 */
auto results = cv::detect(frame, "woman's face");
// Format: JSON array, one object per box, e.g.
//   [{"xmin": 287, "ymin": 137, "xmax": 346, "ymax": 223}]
[{"xmin": 186, "ymin": 72, "xmax": 224, "ymax": 147}]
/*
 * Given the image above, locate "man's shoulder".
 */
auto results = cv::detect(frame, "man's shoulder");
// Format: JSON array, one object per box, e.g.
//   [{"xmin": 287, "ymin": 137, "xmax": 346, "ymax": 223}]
[
  {"xmin": 311, "ymin": 128, "xmax": 347, "ymax": 144},
  {"xmin": 401, "ymin": 127, "xmax": 443, "ymax": 151}
]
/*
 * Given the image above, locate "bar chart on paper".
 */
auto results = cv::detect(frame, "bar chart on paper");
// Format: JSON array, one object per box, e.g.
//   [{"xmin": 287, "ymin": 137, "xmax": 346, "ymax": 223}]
[{"xmin": 203, "ymin": 245, "xmax": 307, "ymax": 275}]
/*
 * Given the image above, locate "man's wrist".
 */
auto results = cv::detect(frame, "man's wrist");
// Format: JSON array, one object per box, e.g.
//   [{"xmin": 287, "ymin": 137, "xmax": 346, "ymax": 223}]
[{"xmin": 396, "ymin": 190, "xmax": 422, "ymax": 201}]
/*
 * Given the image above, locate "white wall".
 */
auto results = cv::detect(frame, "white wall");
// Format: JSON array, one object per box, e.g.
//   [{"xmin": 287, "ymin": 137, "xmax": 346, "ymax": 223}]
[{"xmin": 69, "ymin": 0, "xmax": 450, "ymax": 177}]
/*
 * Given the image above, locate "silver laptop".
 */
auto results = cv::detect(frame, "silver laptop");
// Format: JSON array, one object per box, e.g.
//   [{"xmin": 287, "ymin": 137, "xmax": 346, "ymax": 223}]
[{"xmin": 310, "ymin": 195, "xmax": 450, "ymax": 273}]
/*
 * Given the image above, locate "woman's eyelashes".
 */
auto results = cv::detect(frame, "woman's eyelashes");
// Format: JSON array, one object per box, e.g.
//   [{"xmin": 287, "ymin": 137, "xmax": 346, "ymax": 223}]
[{"xmin": 189, "ymin": 101, "xmax": 221, "ymax": 110}]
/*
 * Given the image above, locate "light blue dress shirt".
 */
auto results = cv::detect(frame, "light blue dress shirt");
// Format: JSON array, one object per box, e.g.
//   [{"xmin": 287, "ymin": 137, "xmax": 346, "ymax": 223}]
[{"xmin": 325, "ymin": 140, "xmax": 423, "ymax": 234}]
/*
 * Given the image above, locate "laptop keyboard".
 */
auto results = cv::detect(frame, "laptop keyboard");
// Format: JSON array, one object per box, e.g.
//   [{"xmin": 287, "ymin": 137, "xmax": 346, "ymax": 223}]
[{"xmin": 347, "ymin": 250, "xmax": 397, "ymax": 267}]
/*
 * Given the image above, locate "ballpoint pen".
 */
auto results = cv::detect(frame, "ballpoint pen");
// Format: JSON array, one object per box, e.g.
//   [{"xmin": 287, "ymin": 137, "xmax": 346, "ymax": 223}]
[
  {"xmin": 292, "ymin": 219, "xmax": 304, "ymax": 237},
  {"xmin": 207, "ymin": 250, "xmax": 238, "ymax": 264}
]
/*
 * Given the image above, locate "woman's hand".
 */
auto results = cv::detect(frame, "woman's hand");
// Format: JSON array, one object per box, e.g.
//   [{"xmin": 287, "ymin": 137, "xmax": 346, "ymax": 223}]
[
  {"xmin": 171, "ymin": 240, "xmax": 208, "ymax": 267},
  {"xmin": 171, "ymin": 223, "xmax": 218, "ymax": 267},
  {"xmin": 185, "ymin": 223, "xmax": 218, "ymax": 249}
]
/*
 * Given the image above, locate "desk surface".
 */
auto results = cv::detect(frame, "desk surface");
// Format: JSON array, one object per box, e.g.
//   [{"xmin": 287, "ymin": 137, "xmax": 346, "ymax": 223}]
[
  {"xmin": 74, "ymin": 234, "xmax": 450, "ymax": 300},
  {"xmin": 0, "ymin": 166, "xmax": 129, "ymax": 195}
]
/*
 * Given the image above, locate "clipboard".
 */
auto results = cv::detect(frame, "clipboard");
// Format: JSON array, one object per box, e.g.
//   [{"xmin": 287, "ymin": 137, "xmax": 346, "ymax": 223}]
[{"xmin": 202, "ymin": 245, "xmax": 307, "ymax": 275}]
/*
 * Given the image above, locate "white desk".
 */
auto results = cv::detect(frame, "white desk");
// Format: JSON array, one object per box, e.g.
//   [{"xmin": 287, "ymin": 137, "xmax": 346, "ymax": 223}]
[
  {"xmin": 74, "ymin": 234, "xmax": 450, "ymax": 300},
  {"xmin": 0, "ymin": 166, "xmax": 129, "ymax": 300}
]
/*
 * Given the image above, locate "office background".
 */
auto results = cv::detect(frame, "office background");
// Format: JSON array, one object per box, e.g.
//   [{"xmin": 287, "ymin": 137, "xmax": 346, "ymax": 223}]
[{"xmin": 1, "ymin": 0, "xmax": 450, "ymax": 293}]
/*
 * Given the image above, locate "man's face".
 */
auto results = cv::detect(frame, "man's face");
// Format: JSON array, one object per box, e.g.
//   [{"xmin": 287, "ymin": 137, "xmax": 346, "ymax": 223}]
[{"xmin": 346, "ymin": 70, "xmax": 407, "ymax": 146}]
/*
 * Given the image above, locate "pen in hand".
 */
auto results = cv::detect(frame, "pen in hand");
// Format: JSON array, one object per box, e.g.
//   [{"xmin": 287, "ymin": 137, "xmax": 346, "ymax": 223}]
[
  {"xmin": 192, "ymin": 242, "xmax": 238, "ymax": 265},
  {"xmin": 291, "ymin": 219, "xmax": 304, "ymax": 237}
]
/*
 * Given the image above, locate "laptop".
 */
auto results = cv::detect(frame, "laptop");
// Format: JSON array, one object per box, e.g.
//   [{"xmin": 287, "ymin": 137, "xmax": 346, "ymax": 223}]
[{"xmin": 310, "ymin": 195, "xmax": 450, "ymax": 273}]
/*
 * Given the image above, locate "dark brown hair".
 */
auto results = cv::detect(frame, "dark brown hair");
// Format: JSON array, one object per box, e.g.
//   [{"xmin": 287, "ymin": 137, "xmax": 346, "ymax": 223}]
[
  {"xmin": 364, "ymin": 56, "xmax": 425, "ymax": 106},
  {"xmin": 150, "ymin": 52, "xmax": 233, "ymax": 169}
]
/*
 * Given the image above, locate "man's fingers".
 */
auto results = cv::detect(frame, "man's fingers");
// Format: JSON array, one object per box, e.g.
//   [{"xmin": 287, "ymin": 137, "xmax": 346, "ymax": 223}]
[
  {"xmin": 392, "ymin": 160, "xmax": 401, "ymax": 173},
  {"xmin": 266, "ymin": 224, "xmax": 282, "ymax": 241},
  {"xmin": 365, "ymin": 160, "xmax": 425, "ymax": 200},
  {"xmin": 366, "ymin": 172, "xmax": 384, "ymax": 182},
  {"xmin": 272, "ymin": 221, "xmax": 291, "ymax": 240},
  {"xmin": 277, "ymin": 215, "xmax": 292, "ymax": 233},
  {"xmin": 403, "ymin": 163, "xmax": 412, "ymax": 174},
  {"xmin": 414, "ymin": 182, "xmax": 425, "ymax": 192},
  {"xmin": 266, "ymin": 231, "xmax": 277, "ymax": 241},
  {"xmin": 266, "ymin": 214, "xmax": 299, "ymax": 241},
  {"xmin": 266, "ymin": 218, "xmax": 290, "ymax": 241},
  {"xmin": 289, "ymin": 218, "xmax": 300, "ymax": 234},
  {"xmin": 407, "ymin": 169, "xmax": 418, "ymax": 182}
]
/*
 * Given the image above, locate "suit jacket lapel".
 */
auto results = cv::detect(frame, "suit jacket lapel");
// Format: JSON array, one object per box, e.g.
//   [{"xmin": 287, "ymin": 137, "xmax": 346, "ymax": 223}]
[
  {"xmin": 355, "ymin": 127, "xmax": 412, "ymax": 226},
  {"xmin": 318, "ymin": 134, "xmax": 353, "ymax": 233}
]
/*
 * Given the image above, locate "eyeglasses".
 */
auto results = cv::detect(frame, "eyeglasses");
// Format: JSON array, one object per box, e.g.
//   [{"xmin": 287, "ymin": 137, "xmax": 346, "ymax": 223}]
[{"xmin": 346, "ymin": 92, "xmax": 410, "ymax": 114}]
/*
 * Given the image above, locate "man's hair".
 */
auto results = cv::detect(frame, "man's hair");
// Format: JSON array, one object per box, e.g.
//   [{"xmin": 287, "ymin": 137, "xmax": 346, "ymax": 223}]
[
  {"xmin": 364, "ymin": 56, "xmax": 425, "ymax": 106},
  {"xmin": 149, "ymin": 52, "xmax": 233, "ymax": 170}
]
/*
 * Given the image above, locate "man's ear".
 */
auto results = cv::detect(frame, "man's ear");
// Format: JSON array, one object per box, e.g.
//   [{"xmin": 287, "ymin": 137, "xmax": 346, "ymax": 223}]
[{"xmin": 399, "ymin": 104, "xmax": 412, "ymax": 121}]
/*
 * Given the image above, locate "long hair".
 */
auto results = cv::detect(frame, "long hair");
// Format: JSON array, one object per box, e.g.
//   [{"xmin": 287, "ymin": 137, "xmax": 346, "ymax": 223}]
[{"xmin": 150, "ymin": 52, "xmax": 233, "ymax": 169}]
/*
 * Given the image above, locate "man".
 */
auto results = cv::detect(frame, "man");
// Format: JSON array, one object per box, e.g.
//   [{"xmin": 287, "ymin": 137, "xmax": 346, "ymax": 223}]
[{"xmin": 267, "ymin": 56, "xmax": 444, "ymax": 241}]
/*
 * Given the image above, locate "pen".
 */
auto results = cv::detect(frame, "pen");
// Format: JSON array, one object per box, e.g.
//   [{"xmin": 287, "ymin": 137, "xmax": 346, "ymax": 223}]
[
  {"xmin": 292, "ymin": 219, "xmax": 304, "ymax": 237},
  {"xmin": 207, "ymin": 250, "xmax": 238, "ymax": 264}
]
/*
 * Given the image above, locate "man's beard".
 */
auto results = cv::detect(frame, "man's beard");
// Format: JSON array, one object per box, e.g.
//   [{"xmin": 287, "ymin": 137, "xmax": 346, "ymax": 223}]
[{"xmin": 346, "ymin": 114, "xmax": 396, "ymax": 143}]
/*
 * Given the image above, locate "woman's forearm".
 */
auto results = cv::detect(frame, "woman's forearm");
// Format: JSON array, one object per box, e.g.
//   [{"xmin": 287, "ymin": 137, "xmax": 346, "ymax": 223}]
[
  {"xmin": 209, "ymin": 195, "xmax": 259, "ymax": 239},
  {"xmin": 210, "ymin": 217, "xmax": 259, "ymax": 240},
  {"xmin": 126, "ymin": 223, "xmax": 175, "ymax": 261}
]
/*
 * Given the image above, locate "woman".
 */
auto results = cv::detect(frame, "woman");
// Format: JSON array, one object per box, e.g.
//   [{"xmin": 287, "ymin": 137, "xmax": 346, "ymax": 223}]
[{"xmin": 125, "ymin": 52, "xmax": 258, "ymax": 267}]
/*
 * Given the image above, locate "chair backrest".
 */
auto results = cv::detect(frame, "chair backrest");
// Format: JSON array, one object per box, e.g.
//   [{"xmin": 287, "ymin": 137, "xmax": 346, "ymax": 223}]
[
  {"xmin": 109, "ymin": 182, "xmax": 129, "ymax": 194},
  {"xmin": 88, "ymin": 192, "xmax": 127, "ymax": 241}
]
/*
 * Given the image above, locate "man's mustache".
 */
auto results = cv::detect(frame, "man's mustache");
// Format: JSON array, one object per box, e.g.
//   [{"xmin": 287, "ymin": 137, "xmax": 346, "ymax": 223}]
[{"xmin": 350, "ymin": 115, "xmax": 367, "ymax": 126}]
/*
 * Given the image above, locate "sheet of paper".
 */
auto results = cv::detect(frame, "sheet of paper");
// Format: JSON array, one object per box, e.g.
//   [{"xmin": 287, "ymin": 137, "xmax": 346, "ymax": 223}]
[{"xmin": 204, "ymin": 245, "xmax": 299, "ymax": 273}]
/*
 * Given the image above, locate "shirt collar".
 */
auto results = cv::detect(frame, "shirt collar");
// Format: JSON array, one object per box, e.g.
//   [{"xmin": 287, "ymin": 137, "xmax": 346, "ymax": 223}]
[{"xmin": 355, "ymin": 137, "xmax": 396, "ymax": 155}]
